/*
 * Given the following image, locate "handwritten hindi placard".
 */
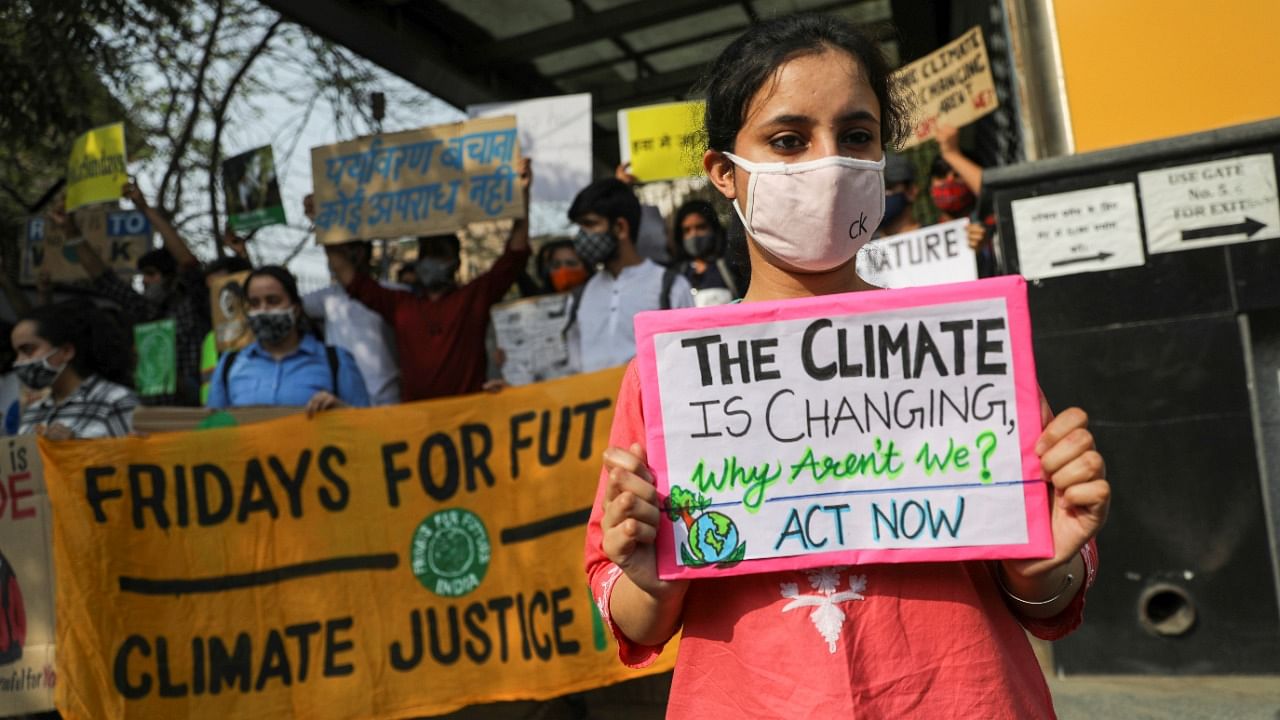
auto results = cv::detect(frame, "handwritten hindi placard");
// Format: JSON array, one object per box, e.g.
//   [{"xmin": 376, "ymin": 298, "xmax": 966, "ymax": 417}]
[
  {"xmin": 309, "ymin": 116, "xmax": 523, "ymax": 244},
  {"xmin": 634, "ymin": 276, "xmax": 1051, "ymax": 580},
  {"xmin": 894, "ymin": 26, "xmax": 1000, "ymax": 149}
]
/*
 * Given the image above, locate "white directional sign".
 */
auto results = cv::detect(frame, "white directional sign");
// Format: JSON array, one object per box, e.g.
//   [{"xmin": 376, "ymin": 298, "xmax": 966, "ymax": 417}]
[
  {"xmin": 1138, "ymin": 153, "xmax": 1280, "ymax": 254},
  {"xmin": 1011, "ymin": 183, "xmax": 1145, "ymax": 280}
]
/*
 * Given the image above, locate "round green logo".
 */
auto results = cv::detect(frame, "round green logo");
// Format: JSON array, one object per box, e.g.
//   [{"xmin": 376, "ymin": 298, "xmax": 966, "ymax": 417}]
[{"xmin": 410, "ymin": 508, "xmax": 491, "ymax": 597}]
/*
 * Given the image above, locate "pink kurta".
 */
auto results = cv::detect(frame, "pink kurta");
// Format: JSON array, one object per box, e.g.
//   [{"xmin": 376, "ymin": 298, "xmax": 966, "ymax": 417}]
[{"xmin": 585, "ymin": 362, "xmax": 1097, "ymax": 719}]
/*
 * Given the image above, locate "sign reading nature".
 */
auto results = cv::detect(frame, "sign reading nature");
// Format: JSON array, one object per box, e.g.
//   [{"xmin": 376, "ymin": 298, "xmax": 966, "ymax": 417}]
[
  {"xmin": 633, "ymin": 276, "xmax": 1051, "ymax": 580},
  {"xmin": 40, "ymin": 367, "xmax": 675, "ymax": 719},
  {"xmin": 309, "ymin": 116, "xmax": 524, "ymax": 244}
]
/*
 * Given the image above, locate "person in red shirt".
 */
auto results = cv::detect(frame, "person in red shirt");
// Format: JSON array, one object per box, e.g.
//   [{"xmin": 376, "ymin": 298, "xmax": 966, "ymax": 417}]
[
  {"xmin": 327, "ymin": 159, "xmax": 532, "ymax": 401},
  {"xmin": 586, "ymin": 14, "xmax": 1111, "ymax": 718}
]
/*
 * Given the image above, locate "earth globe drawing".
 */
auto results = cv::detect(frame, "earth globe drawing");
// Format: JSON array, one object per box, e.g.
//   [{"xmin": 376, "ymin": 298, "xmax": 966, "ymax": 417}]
[{"xmin": 687, "ymin": 511, "xmax": 740, "ymax": 564}]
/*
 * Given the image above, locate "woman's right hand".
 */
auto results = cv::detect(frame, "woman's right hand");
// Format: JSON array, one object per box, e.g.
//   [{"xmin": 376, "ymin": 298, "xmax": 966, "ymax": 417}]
[{"xmin": 601, "ymin": 442, "xmax": 686, "ymax": 599}]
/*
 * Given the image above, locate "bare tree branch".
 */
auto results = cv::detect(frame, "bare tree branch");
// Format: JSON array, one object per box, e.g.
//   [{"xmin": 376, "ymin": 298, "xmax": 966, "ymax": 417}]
[
  {"xmin": 157, "ymin": 0, "xmax": 225, "ymax": 213},
  {"xmin": 206, "ymin": 16, "xmax": 284, "ymax": 255}
]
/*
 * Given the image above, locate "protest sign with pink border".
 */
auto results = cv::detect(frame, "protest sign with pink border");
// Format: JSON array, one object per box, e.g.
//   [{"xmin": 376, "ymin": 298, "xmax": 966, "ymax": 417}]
[{"xmin": 634, "ymin": 276, "xmax": 1052, "ymax": 580}]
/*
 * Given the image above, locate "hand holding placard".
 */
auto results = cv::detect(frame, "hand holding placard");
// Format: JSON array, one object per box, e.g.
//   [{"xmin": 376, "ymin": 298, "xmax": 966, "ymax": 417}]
[
  {"xmin": 999, "ymin": 407, "xmax": 1108, "ymax": 611},
  {"xmin": 634, "ymin": 276, "xmax": 1053, "ymax": 580},
  {"xmin": 600, "ymin": 442, "xmax": 690, "ymax": 646}
]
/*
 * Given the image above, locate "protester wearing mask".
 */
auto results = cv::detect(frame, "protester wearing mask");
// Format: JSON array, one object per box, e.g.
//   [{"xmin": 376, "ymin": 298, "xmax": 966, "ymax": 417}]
[
  {"xmin": 207, "ymin": 266, "xmax": 369, "ymax": 416},
  {"xmin": 299, "ymin": 198, "xmax": 402, "ymax": 406},
  {"xmin": 328, "ymin": 159, "xmax": 532, "ymax": 401},
  {"xmin": 876, "ymin": 152, "xmax": 922, "ymax": 237},
  {"xmin": 543, "ymin": 241, "xmax": 589, "ymax": 293},
  {"xmin": 566, "ymin": 178, "xmax": 693, "ymax": 373},
  {"xmin": 934, "ymin": 124, "xmax": 998, "ymax": 277},
  {"xmin": 669, "ymin": 200, "xmax": 743, "ymax": 306},
  {"xmin": 588, "ymin": 14, "xmax": 1108, "ymax": 718},
  {"xmin": 13, "ymin": 300, "xmax": 138, "ymax": 439},
  {"xmin": 69, "ymin": 183, "xmax": 211, "ymax": 407}
]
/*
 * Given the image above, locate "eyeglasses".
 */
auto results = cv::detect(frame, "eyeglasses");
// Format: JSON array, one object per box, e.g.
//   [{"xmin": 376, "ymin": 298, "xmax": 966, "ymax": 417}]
[{"xmin": 548, "ymin": 258, "xmax": 583, "ymax": 270}]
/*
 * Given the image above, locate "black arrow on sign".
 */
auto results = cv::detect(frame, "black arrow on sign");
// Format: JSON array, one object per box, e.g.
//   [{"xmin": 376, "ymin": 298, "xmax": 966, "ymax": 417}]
[
  {"xmin": 1181, "ymin": 216, "xmax": 1267, "ymax": 242},
  {"xmin": 1050, "ymin": 251, "xmax": 1114, "ymax": 267}
]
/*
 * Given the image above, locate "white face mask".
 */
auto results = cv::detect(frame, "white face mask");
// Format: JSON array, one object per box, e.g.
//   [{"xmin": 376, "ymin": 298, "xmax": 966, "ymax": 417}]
[{"xmin": 724, "ymin": 152, "xmax": 886, "ymax": 272}]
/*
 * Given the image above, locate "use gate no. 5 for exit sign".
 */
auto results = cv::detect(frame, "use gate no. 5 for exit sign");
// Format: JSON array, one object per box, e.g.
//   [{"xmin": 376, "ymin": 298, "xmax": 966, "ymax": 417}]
[{"xmin": 1138, "ymin": 153, "xmax": 1280, "ymax": 254}]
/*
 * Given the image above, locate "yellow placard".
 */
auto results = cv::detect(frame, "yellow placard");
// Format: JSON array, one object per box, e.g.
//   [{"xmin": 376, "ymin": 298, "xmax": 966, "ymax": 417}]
[
  {"xmin": 65, "ymin": 123, "xmax": 128, "ymax": 211},
  {"xmin": 619, "ymin": 101, "xmax": 705, "ymax": 183},
  {"xmin": 893, "ymin": 27, "xmax": 999, "ymax": 149},
  {"xmin": 41, "ymin": 367, "xmax": 676, "ymax": 719}
]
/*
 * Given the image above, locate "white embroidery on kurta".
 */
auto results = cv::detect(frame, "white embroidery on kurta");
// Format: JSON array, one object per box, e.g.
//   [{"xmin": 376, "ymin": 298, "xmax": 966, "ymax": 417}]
[
  {"xmin": 780, "ymin": 567, "xmax": 867, "ymax": 653},
  {"xmin": 597, "ymin": 565, "xmax": 623, "ymax": 628}
]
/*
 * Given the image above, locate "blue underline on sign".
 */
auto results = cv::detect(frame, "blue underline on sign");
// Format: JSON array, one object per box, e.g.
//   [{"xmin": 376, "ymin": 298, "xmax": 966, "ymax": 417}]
[{"xmin": 687, "ymin": 478, "xmax": 1041, "ymax": 512}]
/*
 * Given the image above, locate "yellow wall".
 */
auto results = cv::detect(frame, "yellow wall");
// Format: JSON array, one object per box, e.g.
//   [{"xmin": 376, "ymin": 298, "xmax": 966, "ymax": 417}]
[{"xmin": 1054, "ymin": 0, "xmax": 1280, "ymax": 153}]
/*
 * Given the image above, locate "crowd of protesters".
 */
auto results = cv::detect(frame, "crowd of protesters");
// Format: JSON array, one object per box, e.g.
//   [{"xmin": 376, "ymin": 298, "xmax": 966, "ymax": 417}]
[{"xmin": 0, "ymin": 114, "xmax": 994, "ymax": 441}]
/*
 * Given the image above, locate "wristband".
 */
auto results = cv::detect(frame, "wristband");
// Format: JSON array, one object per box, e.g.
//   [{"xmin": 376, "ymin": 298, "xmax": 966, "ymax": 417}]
[{"xmin": 996, "ymin": 567, "xmax": 1074, "ymax": 606}]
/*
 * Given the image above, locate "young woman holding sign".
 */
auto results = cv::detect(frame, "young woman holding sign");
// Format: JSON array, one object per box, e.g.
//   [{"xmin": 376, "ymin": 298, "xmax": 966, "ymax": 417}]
[{"xmin": 585, "ymin": 14, "xmax": 1110, "ymax": 718}]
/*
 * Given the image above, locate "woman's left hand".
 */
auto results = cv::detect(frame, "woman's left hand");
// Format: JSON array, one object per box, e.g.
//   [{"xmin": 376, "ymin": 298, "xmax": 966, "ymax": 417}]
[
  {"xmin": 305, "ymin": 391, "xmax": 345, "ymax": 419},
  {"xmin": 1006, "ymin": 407, "xmax": 1110, "ymax": 579}
]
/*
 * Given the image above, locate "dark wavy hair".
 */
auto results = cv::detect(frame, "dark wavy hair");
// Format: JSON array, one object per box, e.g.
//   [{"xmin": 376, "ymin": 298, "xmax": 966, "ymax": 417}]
[
  {"xmin": 698, "ymin": 13, "xmax": 909, "ymax": 154},
  {"xmin": 19, "ymin": 300, "xmax": 133, "ymax": 387},
  {"xmin": 245, "ymin": 265, "xmax": 302, "ymax": 305},
  {"xmin": 694, "ymin": 13, "xmax": 909, "ymax": 280}
]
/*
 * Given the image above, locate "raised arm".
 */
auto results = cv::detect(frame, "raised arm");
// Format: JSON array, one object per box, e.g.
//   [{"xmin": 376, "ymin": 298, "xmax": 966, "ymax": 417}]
[
  {"xmin": 935, "ymin": 125, "xmax": 985, "ymax": 196},
  {"xmin": 507, "ymin": 157, "xmax": 532, "ymax": 254},
  {"xmin": 123, "ymin": 182, "xmax": 199, "ymax": 268}
]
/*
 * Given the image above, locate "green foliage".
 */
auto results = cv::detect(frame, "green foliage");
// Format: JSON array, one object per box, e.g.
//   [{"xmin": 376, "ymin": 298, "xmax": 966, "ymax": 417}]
[
  {"xmin": 665, "ymin": 484, "xmax": 712, "ymax": 522},
  {"xmin": 0, "ymin": 0, "xmax": 396, "ymax": 268}
]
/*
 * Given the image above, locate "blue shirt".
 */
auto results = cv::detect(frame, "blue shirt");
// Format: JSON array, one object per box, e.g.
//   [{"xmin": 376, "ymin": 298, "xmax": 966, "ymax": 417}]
[{"xmin": 206, "ymin": 334, "xmax": 370, "ymax": 409}]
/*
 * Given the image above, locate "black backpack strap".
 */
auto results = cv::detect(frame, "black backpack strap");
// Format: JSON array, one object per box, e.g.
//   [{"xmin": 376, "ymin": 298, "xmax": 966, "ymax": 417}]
[
  {"xmin": 561, "ymin": 284, "xmax": 587, "ymax": 337},
  {"xmin": 660, "ymin": 265, "xmax": 679, "ymax": 310},
  {"xmin": 219, "ymin": 350, "xmax": 239, "ymax": 401},
  {"xmin": 325, "ymin": 345, "xmax": 341, "ymax": 394}
]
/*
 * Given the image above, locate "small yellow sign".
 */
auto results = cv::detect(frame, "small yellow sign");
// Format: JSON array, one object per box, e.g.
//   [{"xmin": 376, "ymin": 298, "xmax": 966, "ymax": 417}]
[
  {"xmin": 619, "ymin": 101, "xmax": 705, "ymax": 183},
  {"xmin": 65, "ymin": 122, "xmax": 128, "ymax": 211}
]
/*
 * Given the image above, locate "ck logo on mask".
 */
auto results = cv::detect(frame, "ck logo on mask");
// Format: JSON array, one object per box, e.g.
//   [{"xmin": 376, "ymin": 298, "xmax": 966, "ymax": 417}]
[{"xmin": 849, "ymin": 211, "xmax": 869, "ymax": 240}]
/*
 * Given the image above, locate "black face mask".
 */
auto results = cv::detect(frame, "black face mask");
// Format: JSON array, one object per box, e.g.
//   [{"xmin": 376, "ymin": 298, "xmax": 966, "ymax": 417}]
[
  {"xmin": 682, "ymin": 233, "xmax": 718, "ymax": 260},
  {"xmin": 573, "ymin": 228, "xmax": 618, "ymax": 268},
  {"xmin": 415, "ymin": 257, "xmax": 457, "ymax": 292}
]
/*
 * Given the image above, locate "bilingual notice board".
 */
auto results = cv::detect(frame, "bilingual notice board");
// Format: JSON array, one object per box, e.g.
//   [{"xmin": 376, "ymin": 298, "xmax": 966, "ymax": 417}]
[{"xmin": 634, "ymin": 276, "xmax": 1051, "ymax": 580}]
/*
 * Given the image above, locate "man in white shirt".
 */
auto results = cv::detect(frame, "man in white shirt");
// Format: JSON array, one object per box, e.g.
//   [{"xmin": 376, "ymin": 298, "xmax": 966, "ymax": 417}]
[
  {"xmin": 306, "ymin": 241, "xmax": 402, "ymax": 405},
  {"xmin": 567, "ymin": 179, "xmax": 693, "ymax": 372}
]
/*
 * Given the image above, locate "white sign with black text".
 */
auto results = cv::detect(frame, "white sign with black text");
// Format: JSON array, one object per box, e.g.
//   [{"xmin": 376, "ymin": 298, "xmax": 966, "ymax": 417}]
[
  {"xmin": 490, "ymin": 292, "xmax": 575, "ymax": 386},
  {"xmin": 1011, "ymin": 183, "xmax": 1145, "ymax": 280},
  {"xmin": 857, "ymin": 219, "xmax": 976, "ymax": 288},
  {"xmin": 1138, "ymin": 153, "xmax": 1279, "ymax": 254}
]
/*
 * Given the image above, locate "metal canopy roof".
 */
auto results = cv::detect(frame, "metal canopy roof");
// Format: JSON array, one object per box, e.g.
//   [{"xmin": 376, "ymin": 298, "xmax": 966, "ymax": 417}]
[{"xmin": 264, "ymin": 0, "xmax": 895, "ymax": 165}]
